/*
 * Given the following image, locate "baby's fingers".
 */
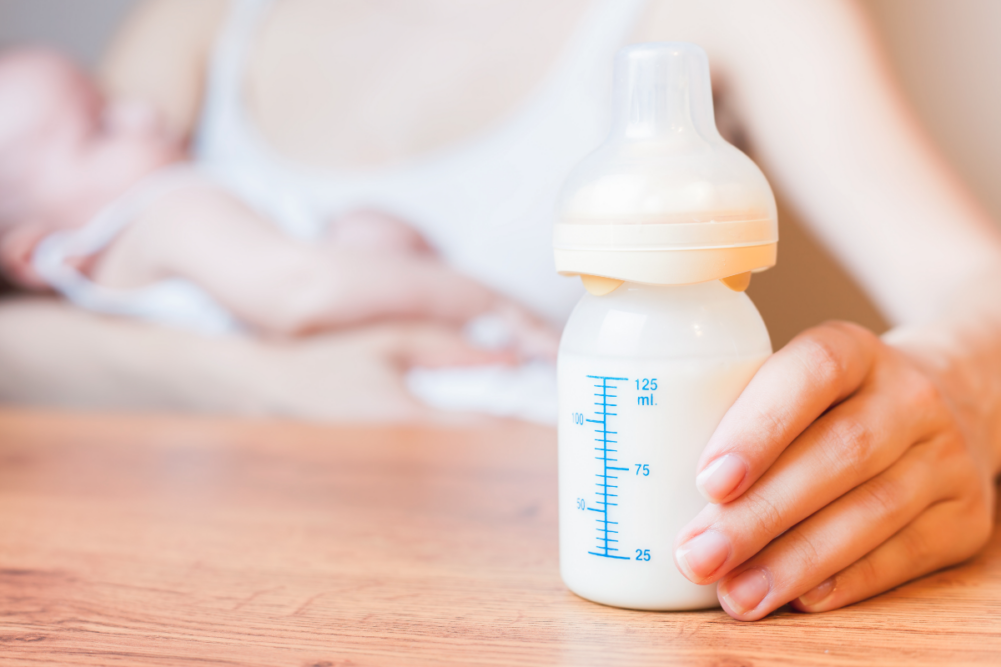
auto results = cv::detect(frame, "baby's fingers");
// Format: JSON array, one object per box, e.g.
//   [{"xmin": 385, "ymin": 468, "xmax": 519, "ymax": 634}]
[
  {"xmin": 334, "ymin": 252, "xmax": 497, "ymax": 326},
  {"xmin": 487, "ymin": 301, "xmax": 560, "ymax": 361},
  {"xmin": 377, "ymin": 323, "xmax": 515, "ymax": 369}
]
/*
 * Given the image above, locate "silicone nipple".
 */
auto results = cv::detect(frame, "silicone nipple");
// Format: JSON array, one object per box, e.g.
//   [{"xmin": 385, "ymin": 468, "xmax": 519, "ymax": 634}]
[
  {"xmin": 610, "ymin": 40, "xmax": 719, "ymax": 147},
  {"xmin": 554, "ymin": 43, "xmax": 778, "ymax": 290}
]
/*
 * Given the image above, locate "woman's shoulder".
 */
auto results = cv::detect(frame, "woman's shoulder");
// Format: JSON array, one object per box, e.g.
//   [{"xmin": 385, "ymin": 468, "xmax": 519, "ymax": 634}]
[
  {"xmin": 99, "ymin": 0, "xmax": 231, "ymax": 141},
  {"xmin": 636, "ymin": 0, "xmax": 863, "ymax": 63}
]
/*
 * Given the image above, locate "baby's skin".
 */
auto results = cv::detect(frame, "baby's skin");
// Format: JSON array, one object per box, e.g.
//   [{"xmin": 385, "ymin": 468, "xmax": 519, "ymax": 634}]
[{"xmin": 0, "ymin": 48, "xmax": 556, "ymax": 356}]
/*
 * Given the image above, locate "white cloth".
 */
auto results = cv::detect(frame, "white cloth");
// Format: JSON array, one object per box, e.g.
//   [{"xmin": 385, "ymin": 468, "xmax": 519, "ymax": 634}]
[
  {"xmin": 407, "ymin": 362, "xmax": 559, "ymax": 425},
  {"xmin": 33, "ymin": 166, "xmax": 242, "ymax": 335}
]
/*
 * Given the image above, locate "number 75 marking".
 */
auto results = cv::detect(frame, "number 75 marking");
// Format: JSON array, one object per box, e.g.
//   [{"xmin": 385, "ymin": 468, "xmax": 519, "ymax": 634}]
[{"xmin": 634, "ymin": 464, "xmax": 650, "ymax": 476}]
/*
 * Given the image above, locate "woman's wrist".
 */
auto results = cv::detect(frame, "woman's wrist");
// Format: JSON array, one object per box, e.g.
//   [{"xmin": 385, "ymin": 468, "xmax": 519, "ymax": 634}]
[{"xmin": 882, "ymin": 270, "xmax": 1001, "ymax": 478}]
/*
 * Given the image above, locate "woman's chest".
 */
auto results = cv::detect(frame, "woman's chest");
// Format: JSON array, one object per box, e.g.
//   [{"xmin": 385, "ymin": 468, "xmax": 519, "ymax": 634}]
[{"xmin": 242, "ymin": 0, "xmax": 590, "ymax": 169}]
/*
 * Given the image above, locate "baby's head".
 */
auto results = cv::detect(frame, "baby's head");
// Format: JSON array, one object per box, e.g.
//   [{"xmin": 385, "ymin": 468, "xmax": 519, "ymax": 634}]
[{"xmin": 0, "ymin": 48, "xmax": 183, "ymax": 287}]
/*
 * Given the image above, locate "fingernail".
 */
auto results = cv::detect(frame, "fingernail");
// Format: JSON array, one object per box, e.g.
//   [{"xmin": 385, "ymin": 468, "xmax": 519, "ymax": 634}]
[
  {"xmin": 797, "ymin": 577, "xmax": 836, "ymax": 608},
  {"xmin": 675, "ymin": 531, "xmax": 730, "ymax": 582},
  {"xmin": 720, "ymin": 568, "xmax": 771, "ymax": 615},
  {"xmin": 696, "ymin": 454, "xmax": 747, "ymax": 503}
]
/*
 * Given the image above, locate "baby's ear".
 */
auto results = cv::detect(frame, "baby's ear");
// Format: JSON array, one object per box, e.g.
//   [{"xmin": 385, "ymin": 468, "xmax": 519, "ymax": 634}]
[{"xmin": 0, "ymin": 222, "xmax": 52, "ymax": 290}]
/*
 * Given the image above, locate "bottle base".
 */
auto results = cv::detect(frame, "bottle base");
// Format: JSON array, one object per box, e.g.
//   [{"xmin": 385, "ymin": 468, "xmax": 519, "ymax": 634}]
[{"xmin": 562, "ymin": 571, "xmax": 720, "ymax": 611}]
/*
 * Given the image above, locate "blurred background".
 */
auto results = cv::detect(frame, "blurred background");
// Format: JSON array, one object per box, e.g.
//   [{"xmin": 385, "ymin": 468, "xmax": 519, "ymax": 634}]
[{"xmin": 0, "ymin": 0, "xmax": 998, "ymax": 347}]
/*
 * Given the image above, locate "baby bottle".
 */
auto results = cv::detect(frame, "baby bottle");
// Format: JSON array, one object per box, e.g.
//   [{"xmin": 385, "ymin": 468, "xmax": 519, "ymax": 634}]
[{"xmin": 554, "ymin": 43, "xmax": 778, "ymax": 610}]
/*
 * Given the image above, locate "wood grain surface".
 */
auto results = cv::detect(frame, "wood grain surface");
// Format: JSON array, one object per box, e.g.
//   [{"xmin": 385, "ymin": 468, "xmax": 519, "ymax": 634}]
[{"xmin": 0, "ymin": 409, "xmax": 999, "ymax": 666}]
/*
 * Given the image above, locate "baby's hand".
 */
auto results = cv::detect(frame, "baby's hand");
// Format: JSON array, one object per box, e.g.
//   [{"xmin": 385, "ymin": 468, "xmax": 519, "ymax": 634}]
[
  {"xmin": 326, "ymin": 208, "xmax": 433, "ymax": 256},
  {"xmin": 317, "ymin": 247, "xmax": 559, "ymax": 356}
]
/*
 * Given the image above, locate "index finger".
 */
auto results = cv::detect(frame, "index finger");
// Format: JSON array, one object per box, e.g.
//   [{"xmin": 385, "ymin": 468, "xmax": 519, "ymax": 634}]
[{"xmin": 695, "ymin": 321, "xmax": 877, "ymax": 504}]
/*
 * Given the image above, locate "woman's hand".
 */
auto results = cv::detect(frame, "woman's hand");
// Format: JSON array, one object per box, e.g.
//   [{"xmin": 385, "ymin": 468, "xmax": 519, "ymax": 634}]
[
  {"xmin": 673, "ymin": 321, "xmax": 997, "ymax": 621},
  {"xmin": 253, "ymin": 320, "xmax": 519, "ymax": 423},
  {"xmin": 0, "ymin": 298, "xmax": 510, "ymax": 423}
]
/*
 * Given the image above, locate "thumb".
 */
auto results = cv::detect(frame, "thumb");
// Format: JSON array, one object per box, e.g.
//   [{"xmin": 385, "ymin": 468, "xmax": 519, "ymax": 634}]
[{"xmin": 0, "ymin": 222, "xmax": 51, "ymax": 289}]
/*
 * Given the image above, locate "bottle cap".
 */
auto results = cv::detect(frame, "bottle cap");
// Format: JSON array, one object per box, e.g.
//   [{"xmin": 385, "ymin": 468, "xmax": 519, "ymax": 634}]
[{"xmin": 554, "ymin": 42, "xmax": 778, "ymax": 291}]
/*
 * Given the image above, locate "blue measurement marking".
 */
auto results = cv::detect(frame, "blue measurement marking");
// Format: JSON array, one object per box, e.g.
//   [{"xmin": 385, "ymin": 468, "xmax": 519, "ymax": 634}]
[{"xmin": 585, "ymin": 375, "xmax": 630, "ymax": 560}]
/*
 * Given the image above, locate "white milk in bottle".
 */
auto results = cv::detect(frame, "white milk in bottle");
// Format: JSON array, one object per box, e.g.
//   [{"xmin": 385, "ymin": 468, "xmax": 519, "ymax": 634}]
[{"xmin": 554, "ymin": 43, "xmax": 779, "ymax": 610}]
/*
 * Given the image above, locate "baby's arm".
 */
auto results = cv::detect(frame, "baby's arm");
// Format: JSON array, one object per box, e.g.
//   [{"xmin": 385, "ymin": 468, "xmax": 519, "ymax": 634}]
[{"xmin": 93, "ymin": 185, "xmax": 546, "ymax": 342}]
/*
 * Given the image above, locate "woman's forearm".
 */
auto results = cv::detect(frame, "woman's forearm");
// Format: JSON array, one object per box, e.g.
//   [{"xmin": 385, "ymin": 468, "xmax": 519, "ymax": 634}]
[
  {"xmin": 0, "ymin": 297, "xmax": 496, "ymax": 423},
  {"xmin": 884, "ymin": 267, "xmax": 1001, "ymax": 477},
  {"xmin": 0, "ymin": 297, "xmax": 275, "ymax": 412},
  {"xmin": 99, "ymin": 0, "xmax": 227, "ymax": 141}
]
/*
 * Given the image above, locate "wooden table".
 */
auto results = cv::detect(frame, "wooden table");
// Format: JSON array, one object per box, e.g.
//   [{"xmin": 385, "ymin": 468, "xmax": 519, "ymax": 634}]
[{"xmin": 1, "ymin": 410, "xmax": 999, "ymax": 666}]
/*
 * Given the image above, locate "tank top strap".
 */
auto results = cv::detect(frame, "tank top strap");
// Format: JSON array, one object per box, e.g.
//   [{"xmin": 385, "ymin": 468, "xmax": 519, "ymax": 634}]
[{"xmin": 194, "ymin": 0, "xmax": 276, "ymax": 161}]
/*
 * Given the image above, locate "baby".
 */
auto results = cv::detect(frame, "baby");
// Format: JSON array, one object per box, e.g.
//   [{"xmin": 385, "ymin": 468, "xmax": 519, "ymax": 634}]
[{"xmin": 0, "ymin": 48, "xmax": 555, "ymax": 355}]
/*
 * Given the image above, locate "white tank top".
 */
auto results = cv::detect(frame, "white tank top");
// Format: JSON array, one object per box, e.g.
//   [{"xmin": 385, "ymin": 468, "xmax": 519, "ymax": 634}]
[{"xmin": 195, "ymin": 0, "xmax": 649, "ymax": 325}]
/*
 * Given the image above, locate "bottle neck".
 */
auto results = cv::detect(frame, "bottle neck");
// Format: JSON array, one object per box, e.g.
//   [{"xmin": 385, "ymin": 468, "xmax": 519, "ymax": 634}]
[{"xmin": 581, "ymin": 273, "xmax": 751, "ymax": 297}]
